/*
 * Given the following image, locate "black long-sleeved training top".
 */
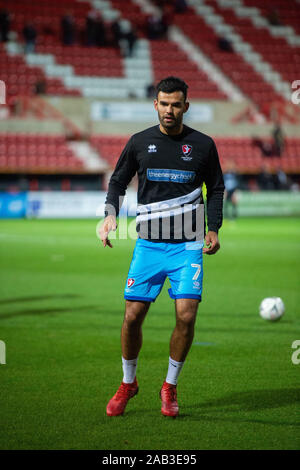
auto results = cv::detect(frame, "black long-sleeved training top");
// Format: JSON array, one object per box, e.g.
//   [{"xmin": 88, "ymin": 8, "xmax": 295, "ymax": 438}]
[{"xmin": 105, "ymin": 124, "xmax": 224, "ymax": 243}]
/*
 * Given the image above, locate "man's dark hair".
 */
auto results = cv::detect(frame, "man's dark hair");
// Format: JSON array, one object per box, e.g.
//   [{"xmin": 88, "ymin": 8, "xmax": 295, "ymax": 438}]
[{"xmin": 155, "ymin": 76, "xmax": 189, "ymax": 101}]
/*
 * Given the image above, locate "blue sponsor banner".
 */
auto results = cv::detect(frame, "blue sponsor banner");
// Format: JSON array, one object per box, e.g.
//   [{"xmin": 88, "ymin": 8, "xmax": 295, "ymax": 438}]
[
  {"xmin": 0, "ymin": 192, "xmax": 27, "ymax": 218},
  {"xmin": 147, "ymin": 168, "xmax": 195, "ymax": 183}
]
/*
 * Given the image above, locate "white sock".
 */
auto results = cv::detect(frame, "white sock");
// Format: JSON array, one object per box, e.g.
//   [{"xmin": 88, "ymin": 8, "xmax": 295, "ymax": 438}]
[
  {"xmin": 122, "ymin": 357, "xmax": 138, "ymax": 384},
  {"xmin": 165, "ymin": 356, "xmax": 184, "ymax": 386}
]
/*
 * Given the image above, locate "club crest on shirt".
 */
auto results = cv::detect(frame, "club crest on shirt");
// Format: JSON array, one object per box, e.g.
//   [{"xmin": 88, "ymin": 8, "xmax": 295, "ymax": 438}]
[
  {"xmin": 181, "ymin": 144, "xmax": 193, "ymax": 161},
  {"xmin": 127, "ymin": 278, "xmax": 135, "ymax": 288}
]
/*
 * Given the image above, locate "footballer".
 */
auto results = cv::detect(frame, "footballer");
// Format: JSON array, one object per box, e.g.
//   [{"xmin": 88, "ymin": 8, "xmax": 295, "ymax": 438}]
[{"xmin": 100, "ymin": 76, "xmax": 224, "ymax": 418}]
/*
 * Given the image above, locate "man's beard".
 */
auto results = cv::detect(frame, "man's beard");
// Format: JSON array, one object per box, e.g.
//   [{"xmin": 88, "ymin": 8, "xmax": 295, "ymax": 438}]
[{"xmin": 159, "ymin": 113, "xmax": 182, "ymax": 131}]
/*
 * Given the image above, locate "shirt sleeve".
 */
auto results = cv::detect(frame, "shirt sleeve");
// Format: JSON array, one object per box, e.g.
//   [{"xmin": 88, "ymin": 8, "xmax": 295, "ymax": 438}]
[
  {"xmin": 204, "ymin": 140, "xmax": 225, "ymax": 233},
  {"xmin": 104, "ymin": 136, "xmax": 138, "ymax": 217}
]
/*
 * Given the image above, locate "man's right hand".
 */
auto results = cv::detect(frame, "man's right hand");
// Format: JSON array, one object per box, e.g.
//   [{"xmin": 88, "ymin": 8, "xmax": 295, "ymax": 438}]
[{"xmin": 99, "ymin": 215, "xmax": 117, "ymax": 248}]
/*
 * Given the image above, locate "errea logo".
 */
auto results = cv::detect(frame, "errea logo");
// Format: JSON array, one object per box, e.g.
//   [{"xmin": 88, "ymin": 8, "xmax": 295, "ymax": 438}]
[{"xmin": 148, "ymin": 144, "xmax": 157, "ymax": 153}]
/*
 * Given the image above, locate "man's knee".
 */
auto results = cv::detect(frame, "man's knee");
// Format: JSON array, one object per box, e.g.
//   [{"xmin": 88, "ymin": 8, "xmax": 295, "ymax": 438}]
[
  {"xmin": 124, "ymin": 301, "xmax": 149, "ymax": 327},
  {"xmin": 175, "ymin": 300, "xmax": 199, "ymax": 334},
  {"xmin": 176, "ymin": 310, "xmax": 196, "ymax": 330}
]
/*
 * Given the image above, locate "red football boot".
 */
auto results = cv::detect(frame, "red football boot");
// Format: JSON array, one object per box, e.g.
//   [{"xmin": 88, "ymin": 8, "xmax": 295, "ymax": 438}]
[
  {"xmin": 106, "ymin": 378, "xmax": 139, "ymax": 416},
  {"xmin": 160, "ymin": 381, "xmax": 179, "ymax": 418}
]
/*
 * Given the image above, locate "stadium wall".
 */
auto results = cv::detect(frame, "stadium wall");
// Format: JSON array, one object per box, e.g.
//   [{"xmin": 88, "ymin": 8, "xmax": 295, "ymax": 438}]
[
  {"xmin": 1, "ymin": 191, "xmax": 300, "ymax": 219},
  {"xmin": 43, "ymin": 97, "xmax": 300, "ymax": 137}
]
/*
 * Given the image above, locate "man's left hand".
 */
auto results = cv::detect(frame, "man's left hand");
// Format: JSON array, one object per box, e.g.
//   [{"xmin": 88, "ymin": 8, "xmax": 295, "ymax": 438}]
[{"xmin": 203, "ymin": 231, "xmax": 220, "ymax": 255}]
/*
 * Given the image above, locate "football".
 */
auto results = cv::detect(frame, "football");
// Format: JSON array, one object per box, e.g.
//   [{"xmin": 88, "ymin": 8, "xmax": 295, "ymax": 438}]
[{"xmin": 259, "ymin": 297, "xmax": 285, "ymax": 321}]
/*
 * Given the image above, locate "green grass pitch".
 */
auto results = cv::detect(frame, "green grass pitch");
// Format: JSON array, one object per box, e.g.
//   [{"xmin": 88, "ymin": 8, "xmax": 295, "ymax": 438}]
[{"xmin": 0, "ymin": 217, "xmax": 299, "ymax": 450}]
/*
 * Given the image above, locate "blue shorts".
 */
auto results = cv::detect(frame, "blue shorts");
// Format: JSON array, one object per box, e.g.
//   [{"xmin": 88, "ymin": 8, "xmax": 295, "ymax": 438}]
[{"xmin": 124, "ymin": 238, "xmax": 203, "ymax": 302}]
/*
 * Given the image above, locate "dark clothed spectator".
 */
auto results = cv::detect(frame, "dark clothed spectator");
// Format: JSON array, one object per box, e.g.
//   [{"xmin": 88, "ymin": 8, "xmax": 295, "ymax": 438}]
[
  {"xmin": 0, "ymin": 9, "xmax": 11, "ymax": 42},
  {"xmin": 120, "ymin": 20, "xmax": 137, "ymax": 56},
  {"xmin": 34, "ymin": 79, "xmax": 46, "ymax": 95},
  {"xmin": 146, "ymin": 83, "xmax": 156, "ymax": 98},
  {"xmin": 273, "ymin": 166, "xmax": 290, "ymax": 190},
  {"xmin": 174, "ymin": 0, "xmax": 188, "ymax": 14},
  {"xmin": 95, "ymin": 16, "xmax": 106, "ymax": 47},
  {"xmin": 86, "ymin": 10, "xmax": 98, "ymax": 46},
  {"xmin": 61, "ymin": 14, "xmax": 75, "ymax": 45},
  {"xmin": 218, "ymin": 36, "xmax": 233, "ymax": 52},
  {"xmin": 146, "ymin": 14, "xmax": 167, "ymax": 40},
  {"xmin": 258, "ymin": 164, "xmax": 275, "ymax": 190},
  {"xmin": 111, "ymin": 19, "xmax": 122, "ymax": 47},
  {"xmin": 252, "ymin": 137, "xmax": 274, "ymax": 157},
  {"xmin": 267, "ymin": 8, "xmax": 282, "ymax": 26},
  {"xmin": 23, "ymin": 23, "xmax": 37, "ymax": 54},
  {"xmin": 272, "ymin": 124, "xmax": 285, "ymax": 156},
  {"xmin": 112, "ymin": 19, "xmax": 137, "ymax": 56}
]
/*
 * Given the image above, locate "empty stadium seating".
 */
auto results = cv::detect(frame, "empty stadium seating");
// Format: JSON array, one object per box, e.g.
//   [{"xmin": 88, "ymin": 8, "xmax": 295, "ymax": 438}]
[
  {"xmin": 2, "ymin": 0, "xmax": 295, "ymax": 103},
  {"xmin": 208, "ymin": 0, "xmax": 300, "ymax": 88},
  {"xmin": 110, "ymin": 0, "xmax": 229, "ymax": 99},
  {"xmin": 0, "ymin": 46, "xmax": 81, "ymax": 97},
  {"xmin": 0, "ymin": 133, "xmax": 84, "ymax": 172},
  {"xmin": 173, "ymin": 4, "xmax": 284, "ymax": 106},
  {"xmin": 150, "ymin": 41, "xmax": 227, "ymax": 100},
  {"xmin": 90, "ymin": 135, "xmax": 128, "ymax": 168},
  {"xmin": 243, "ymin": 0, "xmax": 300, "ymax": 35},
  {"xmin": 2, "ymin": 0, "xmax": 227, "ymax": 99},
  {"xmin": 36, "ymin": 45, "xmax": 123, "ymax": 77},
  {"xmin": 0, "ymin": 0, "xmax": 299, "ymax": 183},
  {"xmin": 5, "ymin": 0, "xmax": 91, "ymax": 45},
  {"xmin": 89, "ymin": 134, "xmax": 300, "ymax": 174}
]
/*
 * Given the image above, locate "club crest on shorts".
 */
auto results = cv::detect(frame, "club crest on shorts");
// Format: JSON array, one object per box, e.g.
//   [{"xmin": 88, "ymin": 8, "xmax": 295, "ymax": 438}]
[
  {"xmin": 181, "ymin": 144, "xmax": 193, "ymax": 160},
  {"xmin": 127, "ymin": 278, "xmax": 135, "ymax": 288}
]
